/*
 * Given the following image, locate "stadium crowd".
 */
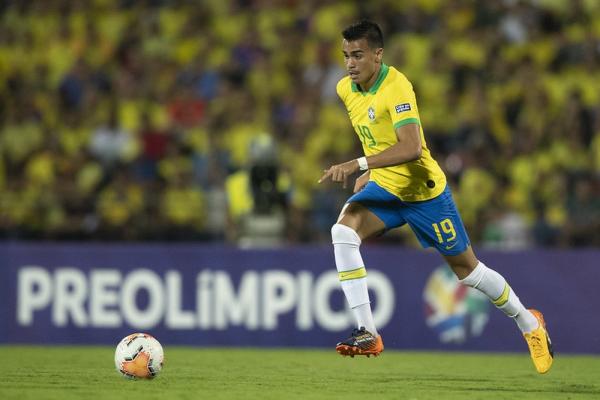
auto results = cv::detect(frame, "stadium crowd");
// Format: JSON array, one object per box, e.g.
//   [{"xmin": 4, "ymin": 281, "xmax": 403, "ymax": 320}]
[{"xmin": 1, "ymin": 0, "xmax": 599, "ymax": 247}]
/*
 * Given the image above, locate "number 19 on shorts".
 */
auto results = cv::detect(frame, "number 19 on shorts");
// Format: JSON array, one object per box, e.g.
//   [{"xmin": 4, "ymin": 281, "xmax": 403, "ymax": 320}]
[{"xmin": 432, "ymin": 218, "xmax": 456, "ymax": 244}]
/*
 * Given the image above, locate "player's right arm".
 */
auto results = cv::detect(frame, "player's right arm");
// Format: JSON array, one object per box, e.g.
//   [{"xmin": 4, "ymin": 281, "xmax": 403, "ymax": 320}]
[{"xmin": 318, "ymin": 78, "xmax": 363, "ymax": 189}]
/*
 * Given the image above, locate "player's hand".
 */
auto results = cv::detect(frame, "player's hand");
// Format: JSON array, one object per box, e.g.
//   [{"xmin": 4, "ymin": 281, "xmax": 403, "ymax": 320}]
[
  {"xmin": 318, "ymin": 160, "xmax": 360, "ymax": 189},
  {"xmin": 353, "ymin": 170, "xmax": 370, "ymax": 193}
]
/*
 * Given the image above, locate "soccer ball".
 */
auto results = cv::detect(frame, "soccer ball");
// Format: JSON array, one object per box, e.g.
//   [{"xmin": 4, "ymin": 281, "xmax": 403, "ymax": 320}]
[{"xmin": 114, "ymin": 333, "xmax": 164, "ymax": 379}]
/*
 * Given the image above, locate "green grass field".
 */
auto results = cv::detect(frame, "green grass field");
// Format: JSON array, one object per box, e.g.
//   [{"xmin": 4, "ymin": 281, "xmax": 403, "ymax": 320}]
[{"xmin": 1, "ymin": 346, "xmax": 599, "ymax": 400}]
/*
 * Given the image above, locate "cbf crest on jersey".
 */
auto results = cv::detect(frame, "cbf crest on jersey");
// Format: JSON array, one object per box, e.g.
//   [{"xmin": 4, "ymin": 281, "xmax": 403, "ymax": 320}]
[{"xmin": 368, "ymin": 106, "xmax": 376, "ymax": 121}]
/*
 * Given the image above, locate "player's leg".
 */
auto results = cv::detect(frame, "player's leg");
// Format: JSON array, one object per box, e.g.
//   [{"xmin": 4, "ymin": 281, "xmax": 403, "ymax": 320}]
[
  {"xmin": 333, "ymin": 202, "xmax": 386, "ymax": 357},
  {"xmin": 334, "ymin": 201, "xmax": 385, "ymax": 335},
  {"xmin": 404, "ymin": 185, "xmax": 553, "ymax": 373},
  {"xmin": 444, "ymin": 247, "xmax": 553, "ymax": 373},
  {"xmin": 403, "ymin": 186, "xmax": 541, "ymax": 332},
  {"xmin": 443, "ymin": 247, "xmax": 539, "ymax": 332},
  {"xmin": 331, "ymin": 181, "xmax": 406, "ymax": 357}
]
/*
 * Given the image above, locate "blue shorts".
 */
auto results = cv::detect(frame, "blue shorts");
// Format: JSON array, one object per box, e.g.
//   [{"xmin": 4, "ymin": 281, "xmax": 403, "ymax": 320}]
[{"xmin": 347, "ymin": 182, "xmax": 470, "ymax": 256}]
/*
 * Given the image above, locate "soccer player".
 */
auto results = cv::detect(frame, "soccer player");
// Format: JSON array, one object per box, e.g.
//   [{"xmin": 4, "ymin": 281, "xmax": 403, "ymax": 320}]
[{"xmin": 318, "ymin": 20, "xmax": 553, "ymax": 374}]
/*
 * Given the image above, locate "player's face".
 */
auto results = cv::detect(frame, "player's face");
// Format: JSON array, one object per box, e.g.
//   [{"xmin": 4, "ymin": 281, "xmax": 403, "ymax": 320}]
[{"xmin": 342, "ymin": 38, "xmax": 383, "ymax": 87}]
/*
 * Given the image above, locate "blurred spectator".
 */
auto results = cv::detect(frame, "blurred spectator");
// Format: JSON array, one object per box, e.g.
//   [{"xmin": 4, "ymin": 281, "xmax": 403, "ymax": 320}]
[
  {"xmin": 89, "ymin": 105, "xmax": 136, "ymax": 172},
  {"xmin": 530, "ymin": 202, "xmax": 560, "ymax": 247},
  {"xmin": 159, "ymin": 172, "xmax": 206, "ymax": 241},
  {"xmin": 59, "ymin": 60, "xmax": 87, "ymax": 112},
  {"xmin": 225, "ymin": 133, "xmax": 289, "ymax": 247},
  {"xmin": 135, "ymin": 111, "xmax": 170, "ymax": 181},
  {"xmin": 95, "ymin": 170, "xmax": 144, "ymax": 239},
  {"xmin": 564, "ymin": 175, "xmax": 600, "ymax": 247}
]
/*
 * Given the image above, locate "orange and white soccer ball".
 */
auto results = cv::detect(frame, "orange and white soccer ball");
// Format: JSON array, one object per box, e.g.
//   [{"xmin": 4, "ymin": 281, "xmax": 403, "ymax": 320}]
[{"xmin": 114, "ymin": 333, "xmax": 164, "ymax": 379}]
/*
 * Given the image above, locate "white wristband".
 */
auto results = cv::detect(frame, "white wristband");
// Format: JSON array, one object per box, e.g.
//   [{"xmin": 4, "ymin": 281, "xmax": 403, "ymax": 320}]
[{"xmin": 357, "ymin": 156, "xmax": 369, "ymax": 171}]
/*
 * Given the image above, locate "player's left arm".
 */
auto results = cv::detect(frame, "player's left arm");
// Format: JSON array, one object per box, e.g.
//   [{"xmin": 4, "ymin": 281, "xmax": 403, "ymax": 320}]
[
  {"xmin": 361, "ymin": 123, "xmax": 421, "ymax": 168},
  {"xmin": 318, "ymin": 124, "xmax": 421, "ymax": 187}
]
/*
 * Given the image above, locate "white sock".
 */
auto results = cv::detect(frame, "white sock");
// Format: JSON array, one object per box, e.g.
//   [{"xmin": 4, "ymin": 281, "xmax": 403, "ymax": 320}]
[
  {"xmin": 460, "ymin": 261, "xmax": 539, "ymax": 333},
  {"xmin": 353, "ymin": 303, "xmax": 377, "ymax": 335},
  {"xmin": 331, "ymin": 223, "xmax": 378, "ymax": 336}
]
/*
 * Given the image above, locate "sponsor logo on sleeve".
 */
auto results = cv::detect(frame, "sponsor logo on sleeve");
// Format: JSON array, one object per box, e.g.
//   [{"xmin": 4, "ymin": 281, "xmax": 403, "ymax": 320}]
[{"xmin": 395, "ymin": 103, "xmax": 411, "ymax": 113}]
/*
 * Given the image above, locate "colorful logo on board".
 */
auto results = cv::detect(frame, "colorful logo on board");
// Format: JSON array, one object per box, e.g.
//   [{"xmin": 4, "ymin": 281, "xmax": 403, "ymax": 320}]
[{"xmin": 423, "ymin": 264, "xmax": 490, "ymax": 344}]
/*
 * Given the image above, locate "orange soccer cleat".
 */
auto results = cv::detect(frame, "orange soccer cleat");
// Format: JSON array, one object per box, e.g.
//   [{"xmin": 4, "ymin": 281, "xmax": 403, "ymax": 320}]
[{"xmin": 336, "ymin": 327, "xmax": 384, "ymax": 358}]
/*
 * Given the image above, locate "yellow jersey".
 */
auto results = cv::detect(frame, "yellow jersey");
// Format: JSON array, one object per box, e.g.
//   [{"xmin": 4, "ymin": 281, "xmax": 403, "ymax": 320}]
[{"xmin": 336, "ymin": 63, "xmax": 446, "ymax": 202}]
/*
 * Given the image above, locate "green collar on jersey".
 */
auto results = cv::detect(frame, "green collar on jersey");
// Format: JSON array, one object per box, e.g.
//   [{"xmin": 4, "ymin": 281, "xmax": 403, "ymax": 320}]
[{"xmin": 351, "ymin": 63, "xmax": 389, "ymax": 95}]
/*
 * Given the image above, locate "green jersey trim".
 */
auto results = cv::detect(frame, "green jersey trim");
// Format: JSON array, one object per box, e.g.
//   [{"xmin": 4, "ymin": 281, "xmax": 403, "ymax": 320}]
[
  {"xmin": 393, "ymin": 118, "xmax": 420, "ymax": 129},
  {"xmin": 351, "ymin": 63, "xmax": 390, "ymax": 95}
]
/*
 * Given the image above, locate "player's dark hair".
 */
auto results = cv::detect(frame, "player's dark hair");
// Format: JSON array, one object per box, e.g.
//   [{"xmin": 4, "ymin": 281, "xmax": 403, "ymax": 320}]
[{"xmin": 342, "ymin": 20, "xmax": 384, "ymax": 49}]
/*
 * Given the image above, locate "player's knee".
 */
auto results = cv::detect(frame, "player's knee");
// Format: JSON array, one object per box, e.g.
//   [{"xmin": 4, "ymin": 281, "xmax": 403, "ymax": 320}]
[
  {"xmin": 457, "ymin": 261, "xmax": 485, "ymax": 285},
  {"xmin": 331, "ymin": 223, "xmax": 361, "ymax": 246}
]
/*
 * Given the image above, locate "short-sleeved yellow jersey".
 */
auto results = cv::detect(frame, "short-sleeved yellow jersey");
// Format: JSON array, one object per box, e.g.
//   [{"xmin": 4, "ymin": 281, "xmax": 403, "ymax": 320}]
[{"xmin": 336, "ymin": 63, "xmax": 446, "ymax": 202}]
